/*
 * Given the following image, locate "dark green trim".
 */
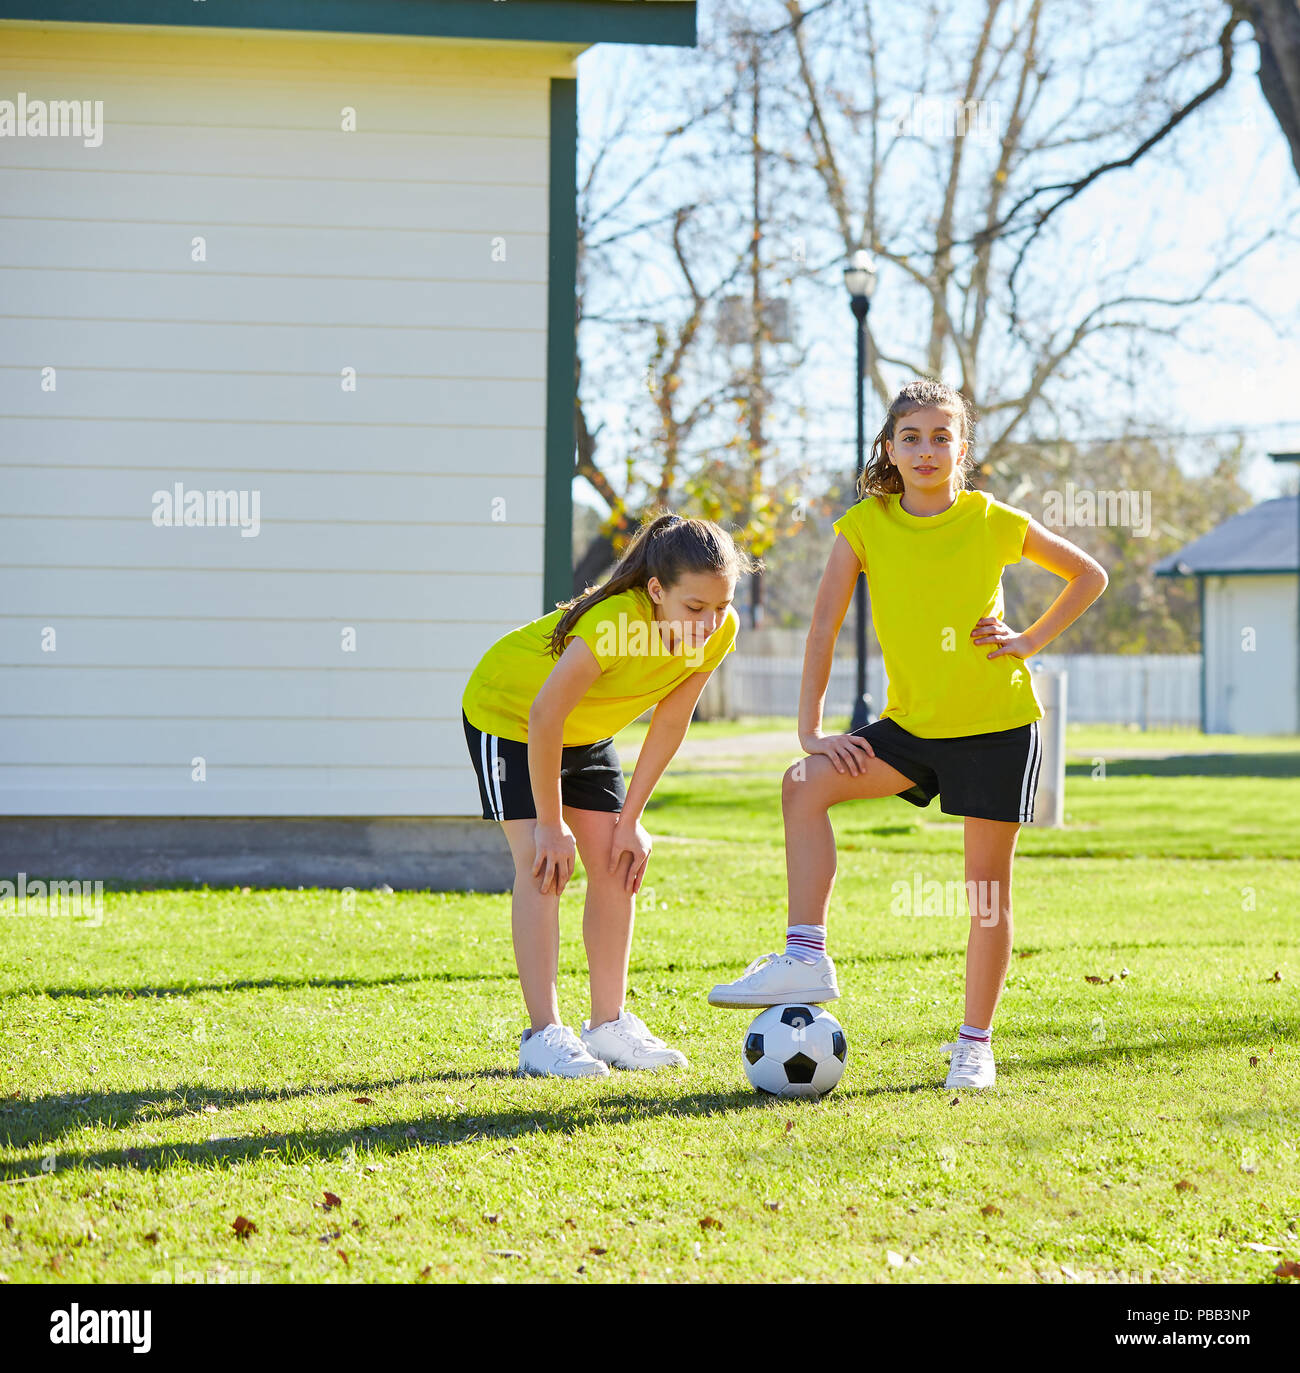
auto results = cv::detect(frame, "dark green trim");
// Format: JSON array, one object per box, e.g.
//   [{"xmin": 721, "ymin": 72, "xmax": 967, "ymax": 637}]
[
  {"xmin": 543, "ymin": 76, "xmax": 577, "ymax": 616},
  {"xmin": 0, "ymin": 0, "xmax": 697, "ymax": 45}
]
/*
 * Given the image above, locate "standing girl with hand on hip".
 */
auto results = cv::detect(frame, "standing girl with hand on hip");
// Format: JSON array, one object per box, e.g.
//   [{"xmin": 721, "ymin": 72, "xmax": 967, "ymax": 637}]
[
  {"xmin": 463, "ymin": 512, "xmax": 755, "ymax": 1079},
  {"xmin": 709, "ymin": 379, "xmax": 1108, "ymax": 1090}
]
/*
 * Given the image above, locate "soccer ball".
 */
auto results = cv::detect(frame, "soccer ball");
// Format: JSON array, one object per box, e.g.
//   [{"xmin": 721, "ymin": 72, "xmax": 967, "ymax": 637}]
[{"xmin": 742, "ymin": 1004, "xmax": 847, "ymax": 1098}]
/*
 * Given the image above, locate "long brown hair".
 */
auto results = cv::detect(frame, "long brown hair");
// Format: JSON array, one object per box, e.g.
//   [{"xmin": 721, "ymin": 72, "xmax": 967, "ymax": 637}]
[
  {"xmin": 546, "ymin": 510, "xmax": 760, "ymax": 659},
  {"xmin": 859, "ymin": 378, "xmax": 978, "ymax": 504}
]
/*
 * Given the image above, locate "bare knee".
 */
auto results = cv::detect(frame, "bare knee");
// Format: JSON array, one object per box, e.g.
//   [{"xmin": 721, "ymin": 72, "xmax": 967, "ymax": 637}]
[{"xmin": 782, "ymin": 758, "xmax": 825, "ymax": 809}]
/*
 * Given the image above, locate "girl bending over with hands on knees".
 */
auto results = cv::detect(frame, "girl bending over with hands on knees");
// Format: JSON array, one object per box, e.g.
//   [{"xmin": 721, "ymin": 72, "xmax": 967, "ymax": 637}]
[
  {"xmin": 463, "ymin": 511, "xmax": 756, "ymax": 1078},
  {"xmin": 708, "ymin": 379, "xmax": 1107, "ymax": 1090}
]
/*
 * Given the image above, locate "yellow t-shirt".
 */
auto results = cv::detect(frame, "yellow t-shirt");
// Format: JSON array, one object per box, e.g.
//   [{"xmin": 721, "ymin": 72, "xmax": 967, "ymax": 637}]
[
  {"xmin": 832, "ymin": 489, "xmax": 1042, "ymax": 738},
  {"xmin": 462, "ymin": 585, "xmax": 739, "ymax": 745}
]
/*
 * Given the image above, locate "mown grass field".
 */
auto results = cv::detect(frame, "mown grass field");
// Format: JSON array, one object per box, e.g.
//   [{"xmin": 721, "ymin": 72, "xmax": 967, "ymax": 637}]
[{"xmin": 1, "ymin": 722, "xmax": 1296, "ymax": 1284}]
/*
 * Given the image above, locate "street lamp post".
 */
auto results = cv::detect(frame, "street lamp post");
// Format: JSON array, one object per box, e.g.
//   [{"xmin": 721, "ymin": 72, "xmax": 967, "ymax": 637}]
[{"xmin": 844, "ymin": 249, "xmax": 877, "ymax": 732}]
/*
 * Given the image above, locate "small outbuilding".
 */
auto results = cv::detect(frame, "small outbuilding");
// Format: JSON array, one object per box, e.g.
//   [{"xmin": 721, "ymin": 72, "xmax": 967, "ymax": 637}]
[
  {"xmin": 1154, "ymin": 496, "xmax": 1298, "ymax": 735},
  {"xmin": 0, "ymin": 1, "xmax": 697, "ymax": 888}
]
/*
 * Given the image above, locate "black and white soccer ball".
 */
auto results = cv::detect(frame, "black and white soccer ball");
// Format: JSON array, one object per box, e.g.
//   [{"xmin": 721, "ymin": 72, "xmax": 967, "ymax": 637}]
[{"xmin": 742, "ymin": 1004, "xmax": 847, "ymax": 1098}]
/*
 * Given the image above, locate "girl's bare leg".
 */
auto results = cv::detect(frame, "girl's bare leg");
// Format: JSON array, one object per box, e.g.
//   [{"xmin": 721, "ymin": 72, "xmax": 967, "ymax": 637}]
[
  {"xmin": 781, "ymin": 752, "xmax": 914, "ymax": 927},
  {"xmin": 502, "ymin": 818, "xmax": 563, "ymax": 1032},
  {"xmin": 961, "ymin": 816, "xmax": 1020, "ymax": 1027},
  {"xmin": 564, "ymin": 806, "xmax": 635, "ymax": 1029}
]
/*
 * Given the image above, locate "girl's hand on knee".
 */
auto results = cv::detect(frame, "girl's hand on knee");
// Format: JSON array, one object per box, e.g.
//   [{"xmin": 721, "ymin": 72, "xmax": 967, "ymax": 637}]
[
  {"xmin": 801, "ymin": 732, "xmax": 877, "ymax": 777},
  {"xmin": 609, "ymin": 814, "xmax": 652, "ymax": 895},
  {"xmin": 532, "ymin": 820, "xmax": 576, "ymax": 895}
]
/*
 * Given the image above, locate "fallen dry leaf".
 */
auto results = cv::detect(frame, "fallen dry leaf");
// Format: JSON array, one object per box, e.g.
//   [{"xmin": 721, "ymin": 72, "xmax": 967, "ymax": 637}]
[
  {"xmin": 699, "ymin": 1216, "xmax": 723, "ymax": 1231},
  {"xmin": 337, "ymin": 1249, "xmax": 349, "ymax": 1264},
  {"xmin": 564, "ymin": 1218, "xmax": 577, "ymax": 1229},
  {"xmin": 2, "ymin": 1215, "xmax": 12, "ymax": 1231},
  {"xmin": 1174, "ymin": 1179, "xmax": 1197, "ymax": 1193},
  {"xmin": 784, "ymin": 1120, "xmax": 795, "ymax": 1133},
  {"xmin": 980, "ymin": 1204, "xmax": 1003, "ymax": 1217},
  {"xmin": 232, "ymin": 1215, "xmax": 257, "ymax": 1240},
  {"xmin": 1084, "ymin": 976, "xmax": 1104, "ymax": 985},
  {"xmin": 588, "ymin": 1245, "xmax": 607, "ymax": 1256},
  {"xmin": 353, "ymin": 1097, "xmax": 374, "ymax": 1105},
  {"xmin": 418, "ymin": 1265, "xmax": 432, "ymax": 1280},
  {"xmin": 1273, "ymin": 1260, "xmax": 1300, "ymax": 1278},
  {"xmin": 322, "ymin": 1192, "xmax": 342, "ymax": 1211},
  {"xmin": 1250, "ymin": 1056, "xmax": 1259, "ymax": 1068},
  {"xmin": 141, "ymin": 1231, "xmax": 158, "ymax": 1245}
]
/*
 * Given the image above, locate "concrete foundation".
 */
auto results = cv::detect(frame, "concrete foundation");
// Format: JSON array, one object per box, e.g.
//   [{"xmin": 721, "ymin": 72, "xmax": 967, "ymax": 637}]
[{"xmin": 0, "ymin": 817, "xmax": 515, "ymax": 891}]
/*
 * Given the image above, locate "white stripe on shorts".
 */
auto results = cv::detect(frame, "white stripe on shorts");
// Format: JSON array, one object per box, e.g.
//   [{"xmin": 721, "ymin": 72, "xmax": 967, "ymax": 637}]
[
  {"xmin": 1018, "ymin": 720, "xmax": 1042, "ymax": 823},
  {"xmin": 480, "ymin": 730, "xmax": 504, "ymax": 820}
]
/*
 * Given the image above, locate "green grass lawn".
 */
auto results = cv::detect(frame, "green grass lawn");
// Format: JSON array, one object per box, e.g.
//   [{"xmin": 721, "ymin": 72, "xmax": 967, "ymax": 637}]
[{"xmin": 1, "ymin": 723, "xmax": 1297, "ymax": 1284}]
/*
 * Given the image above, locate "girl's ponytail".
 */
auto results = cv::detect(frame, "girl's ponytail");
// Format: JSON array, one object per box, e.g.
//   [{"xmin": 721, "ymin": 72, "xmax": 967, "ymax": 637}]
[{"xmin": 546, "ymin": 510, "xmax": 758, "ymax": 660}]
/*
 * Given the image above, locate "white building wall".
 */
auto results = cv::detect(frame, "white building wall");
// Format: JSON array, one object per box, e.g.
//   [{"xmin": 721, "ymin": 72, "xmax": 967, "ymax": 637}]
[
  {"xmin": 0, "ymin": 23, "xmax": 576, "ymax": 814},
  {"xmin": 1203, "ymin": 574, "xmax": 1298, "ymax": 735}
]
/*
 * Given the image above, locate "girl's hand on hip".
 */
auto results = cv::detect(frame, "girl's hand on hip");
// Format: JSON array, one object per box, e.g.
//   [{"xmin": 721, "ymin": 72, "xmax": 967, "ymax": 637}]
[
  {"xmin": 531, "ymin": 819, "xmax": 576, "ymax": 895},
  {"xmin": 609, "ymin": 814, "xmax": 652, "ymax": 895},
  {"xmin": 972, "ymin": 616, "xmax": 1033, "ymax": 660},
  {"xmin": 800, "ymin": 731, "xmax": 877, "ymax": 777}
]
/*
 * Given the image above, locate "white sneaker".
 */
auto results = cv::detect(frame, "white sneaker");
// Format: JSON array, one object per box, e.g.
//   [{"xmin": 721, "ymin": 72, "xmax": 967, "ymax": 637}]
[
  {"xmin": 581, "ymin": 1009, "xmax": 688, "ymax": 1070},
  {"xmin": 941, "ymin": 1038, "xmax": 996, "ymax": 1089},
  {"xmin": 517, "ymin": 1023, "xmax": 610, "ymax": 1079},
  {"xmin": 707, "ymin": 951, "xmax": 839, "ymax": 1007}
]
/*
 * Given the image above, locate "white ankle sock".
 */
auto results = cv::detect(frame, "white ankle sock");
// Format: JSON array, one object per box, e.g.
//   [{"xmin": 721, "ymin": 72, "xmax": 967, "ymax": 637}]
[{"xmin": 784, "ymin": 923, "xmax": 826, "ymax": 965}]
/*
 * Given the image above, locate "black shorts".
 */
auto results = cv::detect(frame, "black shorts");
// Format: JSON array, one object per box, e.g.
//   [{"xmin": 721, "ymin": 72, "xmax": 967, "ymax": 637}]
[
  {"xmin": 848, "ymin": 716, "xmax": 1042, "ymax": 824},
  {"xmin": 462, "ymin": 709, "xmax": 627, "ymax": 822}
]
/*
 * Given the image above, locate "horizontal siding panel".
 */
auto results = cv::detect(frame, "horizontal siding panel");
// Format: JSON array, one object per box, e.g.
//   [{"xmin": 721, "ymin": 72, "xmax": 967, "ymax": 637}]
[
  {"xmin": 0, "ymin": 170, "xmax": 548, "ymax": 231},
  {"xmin": 0, "ymin": 775, "xmax": 485, "ymax": 817},
  {"xmin": 0, "ymin": 268, "xmax": 547, "ymax": 329},
  {"xmin": 0, "ymin": 221, "xmax": 547, "ymax": 282},
  {"xmin": 1, "ymin": 619, "xmax": 514, "ymax": 669},
  {"xmin": 0, "ymin": 124, "xmax": 545, "ymax": 182},
  {"xmin": 0, "ymin": 319, "xmax": 544, "ymax": 378},
  {"xmin": 0, "ymin": 68, "xmax": 551, "ymax": 134},
  {"xmin": 0, "ymin": 666, "xmax": 514, "ymax": 718},
  {"xmin": 0, "ymin": 718, "xmax": 495, "ymax": 766},
  {"xmin": 0, "ymin": 519, "xmax": 544, "ymax": 573},
  {"xmin": 0, "ymin": 372, "xmax": 547, "ymax": 426},
  {"xmin": 0, "ymin": 26, "xmax": 576, "ymax": 84},
  {"xmin": 0, "ymin": 419, "xmax": 543, "ymax": 474},
  {"xmin": 5, "ymin": 470, "xmax": 544, "ymax": 523},
  {"xmin": 0, "ymin": 569, "xmax": 540, "ymax": 619}
]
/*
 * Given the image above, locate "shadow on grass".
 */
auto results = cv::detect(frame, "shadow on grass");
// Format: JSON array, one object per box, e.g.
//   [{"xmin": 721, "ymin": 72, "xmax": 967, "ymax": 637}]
[
  {"xmin": 0, "ymin": 1086, "xmax": 797, "ymax": 1177},
  {"xmin": 0, "ymin": 971, "xmax": 516, "ymax": 1001},
  {"xmin": 3, "ymin": 1016, "xmax": 1292, "ymax": 1178},
  {"xmin": 1065, "ymin": 753, "xmax": 1300, "ymax": 779}
]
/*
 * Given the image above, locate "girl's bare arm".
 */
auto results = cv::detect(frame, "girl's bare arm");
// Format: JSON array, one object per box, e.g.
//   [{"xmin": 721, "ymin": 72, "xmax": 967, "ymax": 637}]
[{"xmin": 979, "ymin": 520, "xmax": 1108, "ymax": 661}]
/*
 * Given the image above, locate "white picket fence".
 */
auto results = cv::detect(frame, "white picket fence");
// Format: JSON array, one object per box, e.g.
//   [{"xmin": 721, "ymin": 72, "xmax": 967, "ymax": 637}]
[{"xmin": 720, "ymin": 653, "xmax": 1200, "ymax": 728}]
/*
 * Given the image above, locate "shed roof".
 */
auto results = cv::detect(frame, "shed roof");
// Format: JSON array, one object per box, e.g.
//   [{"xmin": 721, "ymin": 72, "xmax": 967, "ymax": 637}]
[
  {"xmin": 0, "ymin": 0, "xmax": 698, "ymax": 46},
  {"xmin": 1153, "ymin": 495, "xmax": 1298, "ymax": 577}
]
